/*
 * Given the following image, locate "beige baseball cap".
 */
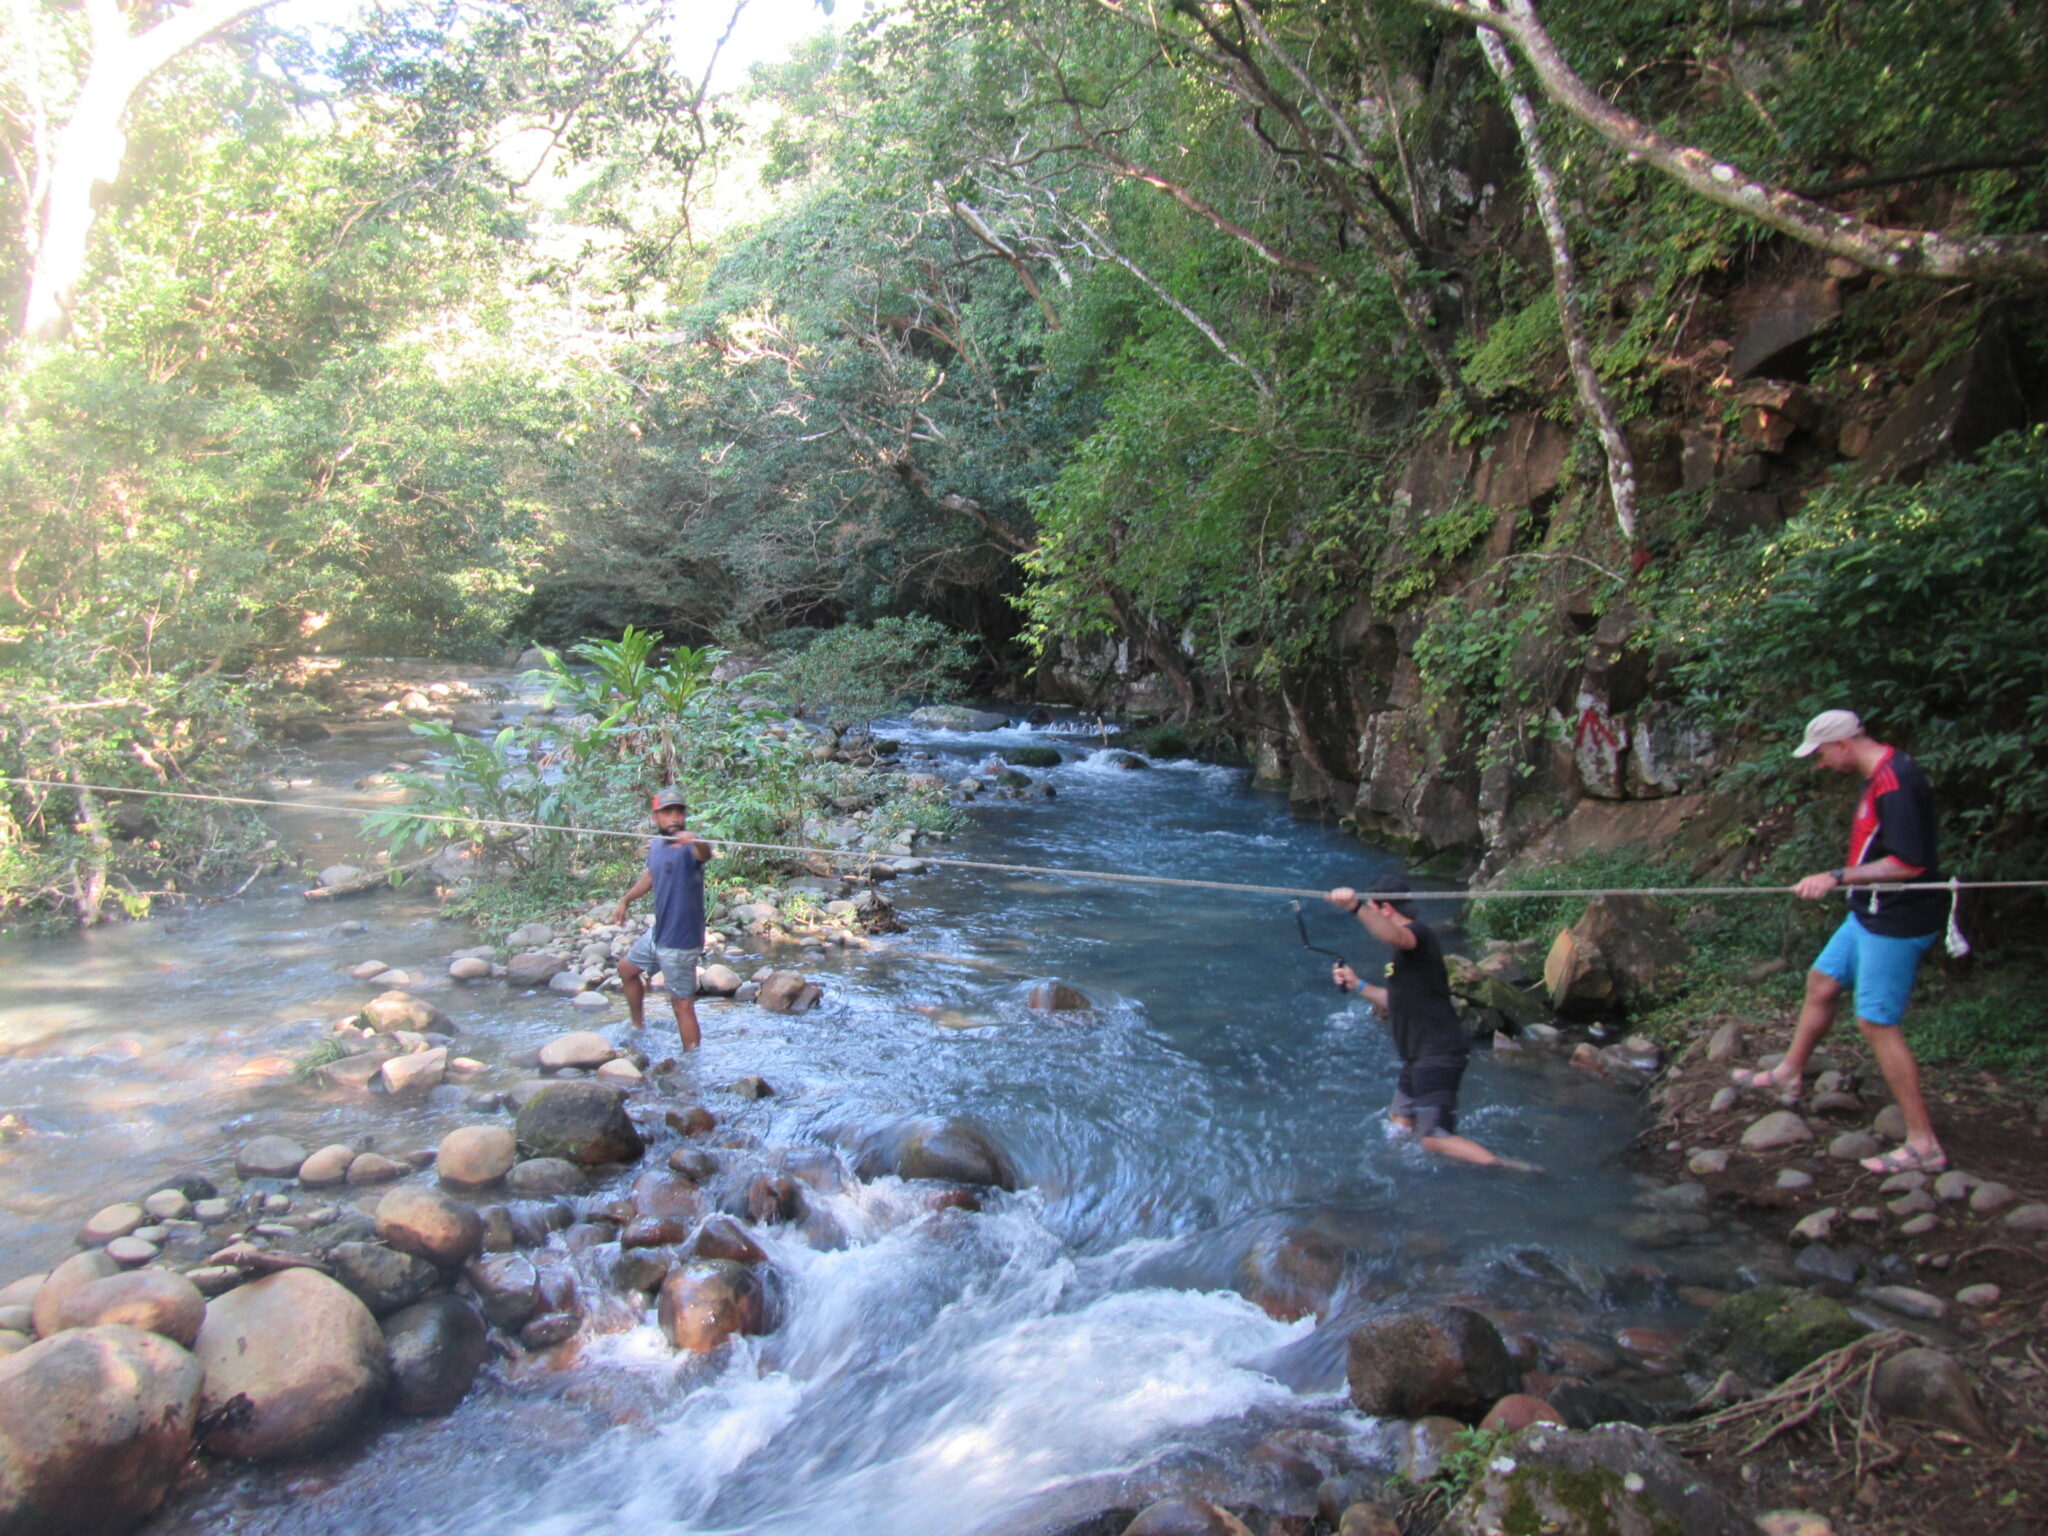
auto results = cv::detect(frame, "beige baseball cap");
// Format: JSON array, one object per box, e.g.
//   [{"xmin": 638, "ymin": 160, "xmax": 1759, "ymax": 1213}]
[{"xmin": 1793, "ymin": 709, "xmax": 1863, "ymax": 757}]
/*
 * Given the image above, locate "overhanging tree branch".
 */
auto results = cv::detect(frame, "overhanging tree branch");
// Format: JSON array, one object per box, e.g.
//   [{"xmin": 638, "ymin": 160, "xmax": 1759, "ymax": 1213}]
[{"xmin": 1413, "ymin": 0, "xmax": 2048, "ymax": 281}]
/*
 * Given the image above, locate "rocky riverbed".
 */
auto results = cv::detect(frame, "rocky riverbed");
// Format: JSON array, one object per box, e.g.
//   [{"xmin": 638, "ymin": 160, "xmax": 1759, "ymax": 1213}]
[{"xmin": 2, "ymin": 690, "xmax": 2043, "ymax": 1536}]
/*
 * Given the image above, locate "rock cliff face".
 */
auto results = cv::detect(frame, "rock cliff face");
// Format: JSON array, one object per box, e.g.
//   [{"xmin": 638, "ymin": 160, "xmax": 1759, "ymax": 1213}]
[{"xmin": 1038, "ymin": 312, "xmax": 2043, "ymax": 877}]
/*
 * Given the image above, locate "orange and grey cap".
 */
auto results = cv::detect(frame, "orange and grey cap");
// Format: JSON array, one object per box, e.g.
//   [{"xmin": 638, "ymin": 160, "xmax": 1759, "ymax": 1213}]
[
  {"xmin": 651, "ymin": 786, "xmax": 688, "ymax": 811},
  {"xmin": 1793, "ymin": 709, "xmax": 1863, "ymax": 758}
]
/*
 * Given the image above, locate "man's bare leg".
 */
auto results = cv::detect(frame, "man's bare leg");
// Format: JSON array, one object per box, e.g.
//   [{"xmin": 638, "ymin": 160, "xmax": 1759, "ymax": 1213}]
[
  {"xmin": 1740, "ymin": 969, "xmax": 1842, "ymax": 1094},
  {"xmin": 1860, "ymin": 1018, "xmax": 1942, "ymax": 1157},
  {"xmin": 619, "ymin": 960, "xmax": 648, "ymax": 1030},
  {"xmin": 1421, "ymin": 1133, "xmax": 1539, "ymax": 1171},
  {"xmin": 668, "ymin": 992, "xmax": 701, "ymax": 1052}
]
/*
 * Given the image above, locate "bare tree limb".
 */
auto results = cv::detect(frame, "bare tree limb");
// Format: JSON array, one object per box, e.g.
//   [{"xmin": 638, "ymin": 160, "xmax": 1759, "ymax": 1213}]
[
  {"xmin": 1414, "ymin": 0, "xmax": 2048, "ymax": 280},
  {"xmin": 1477, "ymin": 27, "xmax": 1638, "ymax": 542}
]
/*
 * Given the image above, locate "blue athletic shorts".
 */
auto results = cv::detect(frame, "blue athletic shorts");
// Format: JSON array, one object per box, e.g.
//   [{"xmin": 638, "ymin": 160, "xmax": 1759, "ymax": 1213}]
[{"xmin": 1812, "ymin": 914, "xmax": 1936, "ymax": 1027}]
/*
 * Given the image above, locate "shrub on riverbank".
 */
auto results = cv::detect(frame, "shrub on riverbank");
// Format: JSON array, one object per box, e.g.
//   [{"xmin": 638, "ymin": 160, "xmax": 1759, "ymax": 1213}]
[
  {"xmin": 364, "ymin": 629, "xmax": 958, "ymax": 930},
  {"xmin": 0, "ymin": 650, "xmax": 275, "ymax": 929}
]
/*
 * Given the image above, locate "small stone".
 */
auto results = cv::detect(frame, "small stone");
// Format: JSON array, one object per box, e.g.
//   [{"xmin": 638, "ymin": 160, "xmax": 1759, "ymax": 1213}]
[
  {"xmin": 1897, "ymin": 1213, "xmax": 1939, "ymax": 1237},
  {"xmin": 1828, "ymin": 1131, "xmax": 1882, "ymax": 1161},
  {"xmin": 345, "ymin": 1153, "xmax": 408, "ymax": 1186},
  {"xmin": 1791, "ymin": 1208, "xmax": 1837, "ymax": 1244},
  {"xmin": 141, "ymin": 1189, "xmax": 191, "ymax": 1221},
  {"xmin": 1705, "ymin": 1023, "xmax": 1745, "ymax": 1062},
  {"xmin": 1708, "ymin": 1086, "xmax": 1739, "ymax": 1113},
  {"xmin": 236, "ymin": 1136, "xmax": 310, "ymax": 1180},
  {"xmin": 1888, "ymin": 1189, "xmax": 1937, "ymax": 1217},
  {"xmin": 263, "ymin": 1194, "xmax": 292, "ymax": 1214},
  {"xmin": 1968, "ymin": 1181, "xmax": 2016, "ymax": 1215},
  {"xmin": 594, "ymin": 1058, "xmax": 642, "ymax": 1083},
  {"xmin": 731, "ymin": 1075, "xmax": 774, "ymax": 1100},
  {"xmin": 2000, "ymin": 1202, "xmax": 2048, "ymax": 1233},
  {"xmin": 505, "ymin": 1158, "xmax": 585, "ymax": 1197},
  {"xmin": 1740, "ymin": 1110, "xmax": 1813, "ymax": 1151},
  {"xmin": 537, "ymin": 1031, "xmax": 616, "ymax": 1072},
  {"xmin": 375, "ymin": 1186, "xmax": 484, "ymax": 1268},
  {"xmin": 105, "ymin": 1236, "xmax": 160, "ymax": 1266},
  {"xmin": 1878, "ymin": 1170, "xmax": 1929, "ymax": 1194},
  {"xmin": 1931, "ymin": 1170, "xmax": 1980, "ymax": 1202},
  {"xmin": 449, "ymin": 957, "xmax": 493, "ymax": 981},
  {"xmin": 1755, "ymin": 1513, "xmax": 1834, "ymax": 1536},
  {"xmin": 192, "ymin": 1199, "xmax": 231, "ymax": 1223},
  {"xmin": 76, "ymin": 1203, "xmax": 147, "ymax": 1246},
  {"xmin": 1848, "ymin": 1206, "xmax": 1882, "ymax": 1224},
  {"xmin": 297, "ymin": 1145, "xmax": 356, "ymax": 1188},
  {"xmin": 350, "ymin": 960, "xmax": 390, "ymax": 981},
  {"xmin": 1955, "ymin": 1284, "xmax": 2001, "ymax": 1308},
  {"xmin": 1687, "ymin": 1149, "xmax": 1731, "ymax": 1176},
  {"xmin": 1775, "ymin": 1169, "xmax": 1815, "ymax": 1190},
  {"xmin": 378, "ymin": 1048, "xmax": 447, "ymax": 1099},
  {"xmin": 1871, "ymin": 1104, "xmax": 1907, "ymax": 1140}
]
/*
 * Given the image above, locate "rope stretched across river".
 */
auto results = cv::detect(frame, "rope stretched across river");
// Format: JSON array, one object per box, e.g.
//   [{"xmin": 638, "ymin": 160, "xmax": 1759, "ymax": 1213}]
[{"xmin": 7, "ymin": 776, "xmax": 2048, "ymax": 904}]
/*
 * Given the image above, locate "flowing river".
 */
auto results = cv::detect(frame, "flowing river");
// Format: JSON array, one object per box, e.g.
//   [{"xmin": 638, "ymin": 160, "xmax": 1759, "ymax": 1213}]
[{"xmin": 0, "ymin": 692, "xmax": 1747, "ymax": 1536}]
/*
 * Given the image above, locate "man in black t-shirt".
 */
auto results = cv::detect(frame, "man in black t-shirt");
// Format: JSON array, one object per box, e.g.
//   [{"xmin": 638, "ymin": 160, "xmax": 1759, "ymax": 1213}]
[
  {"xmin": 1329, "ymin": 874, "xmax": 1533, "ymax": 1169},
  {"xmin": 1730, "ymin": 710, "xmax": 1949, "ymax": 1175}
]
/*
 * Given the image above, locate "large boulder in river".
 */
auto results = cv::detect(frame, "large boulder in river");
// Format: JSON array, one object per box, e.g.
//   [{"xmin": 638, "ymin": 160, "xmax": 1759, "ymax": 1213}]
[
  {"xmin": 1682, "ymin": 1285, "xmax": 1867, "ymax": 1387},
  {"xmin": 1434, "ymin": 1423, "xmax": 1746, "ymax": 1536},
  {"xmin": 515, "ymin": 1081, "xmax": 644, "ymax": 1166},
  {"xmin": 755, "ymin": 973, "xmax": 820, "ymax": 1014},
  {"xmin": 0, "ymin": 1324, "xmax": 202, "ymax": 1536},
  {"xmin": 193, "ymin": 1269, "xmax": 388, "ymax": 1460},
  {"xmin": 52, "ymin": 1271, "xmax": 205, "ymax": 1348},
  {"xmin": 1346, "ymin": 1305, "xmax": 1520, "ymax": 1421},
  {"xmin": 1545, "ymin": 897, "xmax": 1692, "ymax": 1017},
  {"xmin": 854, "ymin": 1119, "xmax": 1017, "ymax": 1190},
  {"xmin": 381, "ymin": 1295, "xmax": 489, "ymax": 1417},
  {"xmin": 657, "ymin": 1261, "xmax": 769, "ymax": 1353},
  {"xmin": 358, "ymin": 991, "xmax": 454, "ymax": 1035}
]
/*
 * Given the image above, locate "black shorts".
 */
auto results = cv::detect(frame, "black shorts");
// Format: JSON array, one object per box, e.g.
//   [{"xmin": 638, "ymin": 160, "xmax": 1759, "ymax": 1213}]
[{"xmin": 1393, "ymin": 1053, "xmax": 1468, "ymax": 1137}]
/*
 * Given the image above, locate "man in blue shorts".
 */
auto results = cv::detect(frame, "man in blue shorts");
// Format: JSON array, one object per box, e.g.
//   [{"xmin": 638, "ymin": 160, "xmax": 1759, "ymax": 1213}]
[
  {"xmin": 1329, "ymin": 874, "xmax": 1532, "ymax": 1169},
  {"xmin": 1733, "ymin": 710, "xmax": 1948, "ymax": 1173},
  {"xmin": 613, "ymin": 787, "xmax": 715, "ymax": 1049}
]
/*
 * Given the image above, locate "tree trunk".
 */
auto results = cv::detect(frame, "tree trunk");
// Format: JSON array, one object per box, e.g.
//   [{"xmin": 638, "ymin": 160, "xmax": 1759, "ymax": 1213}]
[
  {"xmin": 1477, "ymin": 28, "xmax": 1638, "ymax": 543},
  {"xmin": 19, "ymin": 0, "xmax": 287, "ymax": 342}
]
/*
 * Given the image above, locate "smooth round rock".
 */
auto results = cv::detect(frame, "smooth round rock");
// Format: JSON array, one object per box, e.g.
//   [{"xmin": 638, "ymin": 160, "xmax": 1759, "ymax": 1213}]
[
  {"xmin": 656, "ymin": 1261, "xmax": 768, "ymax": 1353},
  {"xmin": 359, "ymin": 990, "xmax": 453, "ymax": 1034},
  {"xmin": 1740, "ymin": 1110, "xmax": 1813, "ymax": 1151},
  {"xmin": 76, "ymin": 1203, "xmax": 146, "ymax": 1246},
  {"xmin": 345, "ymin": 1153, "xmax": 408, "ymax": 1187},
  {"xmin": 374, "ymin": 1186, "xmax": 483, "ymax": 1269},
  {"xmin": 382, "ymin": 1295, "xmax": 489, "ymax": 1417},
  {"xmin": 298, "ymin": 1144, "xmax": 357, "ymax": 1188},
  {"xmin": 438, "ymin": 1126, "xmax": 517, "ymax": 1189},
  {"xmin": 537, "ymin": 1030, "xmax": 615, "ymax": 1071},
  {"xmin": 327, "ymin": 1241, "xmax": 440, "ymax": 1318},
  {"xmin": 504, "ymin": 1157, "xmax": 586, "ymax": 1196},
  {"xmin": 0, "ymin": 1325, "xmax": 202, "ymax": 1533},
  {"xmin": 140, "ymin": 1189, "xmax": 191, "ymax": 1221},
  {"xmin": 30, "ymin": 1251, "xmax": 120, "ymax": 1339},
  {"xmin": 449, "ymin": 957, "xmax": 493, "ymax": 982},
  {"xmin": 194, "ymin": 1269, "xmax": 388, "ymax": 1459},
  {"xmin": 236, "ymin": 1136, "xmax": 310, "ymax": 1180},
  {"xmin": 52, "ymin": 1271, "xmax": 206, "ymax": 1347}
]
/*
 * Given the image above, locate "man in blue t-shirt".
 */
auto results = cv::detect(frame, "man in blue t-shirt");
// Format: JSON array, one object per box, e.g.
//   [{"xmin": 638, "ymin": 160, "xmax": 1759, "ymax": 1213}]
[
  {"xmin": 613, "ymin": 786, "xmax": 715, "ymax": 1049},
  {"xmin": 1731, "ymin": 709, "xmax": 1948, "ymax": 1174}
]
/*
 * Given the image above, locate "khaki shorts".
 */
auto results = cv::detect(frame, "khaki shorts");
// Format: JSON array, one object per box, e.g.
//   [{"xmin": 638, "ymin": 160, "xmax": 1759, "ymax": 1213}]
[{"xmin": 623, "ymin": 932, "xmax": 701, "ymax": 993}]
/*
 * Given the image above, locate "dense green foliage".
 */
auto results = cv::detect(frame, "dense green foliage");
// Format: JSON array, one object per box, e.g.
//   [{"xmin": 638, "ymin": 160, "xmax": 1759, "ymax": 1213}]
[
  {"xmin": 1647, "ymin": 431, "xmax": 2048, "ymax": 882},
  {"xmin": 0, "ymin": 0, "xmax": 2043, "ymax": 947}
]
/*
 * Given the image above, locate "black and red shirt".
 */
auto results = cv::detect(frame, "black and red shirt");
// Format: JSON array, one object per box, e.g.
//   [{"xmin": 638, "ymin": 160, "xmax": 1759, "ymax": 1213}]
[{"xmin": 1847, "ymin": 748, "xmax": 1943, "ymax": 938}]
